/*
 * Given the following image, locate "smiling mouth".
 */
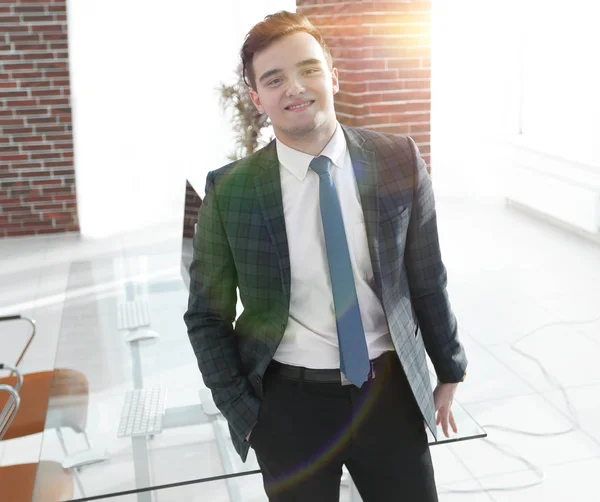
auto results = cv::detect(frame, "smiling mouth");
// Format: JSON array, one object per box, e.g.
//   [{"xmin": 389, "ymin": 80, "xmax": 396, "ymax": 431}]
[{"xmin": 285, "ymin": 100, "xmax": 314, "ymax": 111}]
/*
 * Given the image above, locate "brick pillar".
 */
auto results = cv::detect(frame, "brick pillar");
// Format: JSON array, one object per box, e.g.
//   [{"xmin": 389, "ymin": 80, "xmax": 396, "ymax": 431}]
[
  {"xmin": 297, "ymin": 0, "xmax": 432, "ymax": 167},
  {"xmin": 1, "ymin": 0, "xmax": 79, "ymax": 238}
]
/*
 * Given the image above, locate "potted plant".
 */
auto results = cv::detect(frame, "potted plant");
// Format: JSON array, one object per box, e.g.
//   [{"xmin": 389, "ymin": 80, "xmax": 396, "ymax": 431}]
[{"xmin": 218, "ymin": 64, "xmax": 273, "ymax": 161}]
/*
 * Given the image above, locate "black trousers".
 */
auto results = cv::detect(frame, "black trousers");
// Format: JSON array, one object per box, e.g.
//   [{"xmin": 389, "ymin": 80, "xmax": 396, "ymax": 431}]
[{"xmin": 249, "ymin": 352, "xmax": 439, "ymax": 501}]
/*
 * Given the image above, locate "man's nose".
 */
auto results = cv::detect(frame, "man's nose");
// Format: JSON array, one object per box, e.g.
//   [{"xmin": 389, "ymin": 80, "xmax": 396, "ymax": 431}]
[{"xmin": 285, "ymin": 76, "xmax": 306, "ymax": 96}]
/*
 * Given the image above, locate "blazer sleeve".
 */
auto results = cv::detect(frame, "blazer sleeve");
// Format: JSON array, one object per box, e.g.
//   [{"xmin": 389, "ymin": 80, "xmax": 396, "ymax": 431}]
[
  {"xmin": 183, "ymin": 170, "xmax": 260, "ymax": 439},
  {"xmin": 404, "ymin": 137, "xmax": 468, "ymax": 383}
]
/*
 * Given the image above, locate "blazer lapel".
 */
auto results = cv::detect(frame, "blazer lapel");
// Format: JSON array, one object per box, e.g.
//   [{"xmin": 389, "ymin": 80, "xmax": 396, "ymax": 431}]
[
  {"xmin": 343, "ymin": 126, "xmax": 384, "ymax": 301},
  {"xmin": 252, "ymin": 129, "xmax": 383, "ymax": 307},
  {"xmin": 254, "ymin": 141, "xmax": 291, "ymax": 306}
]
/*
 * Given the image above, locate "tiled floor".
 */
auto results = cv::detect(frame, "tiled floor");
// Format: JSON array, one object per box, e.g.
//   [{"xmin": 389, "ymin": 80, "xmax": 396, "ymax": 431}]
[{"xmin": 1, "ymin": 197, "xmax": 600, "ymax": 501}]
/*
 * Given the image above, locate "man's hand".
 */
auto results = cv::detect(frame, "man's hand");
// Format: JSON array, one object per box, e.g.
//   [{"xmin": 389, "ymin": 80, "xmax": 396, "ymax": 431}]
[{"xmin": 433, "ymin": 382, "xmax": 459, "ymax": 438}]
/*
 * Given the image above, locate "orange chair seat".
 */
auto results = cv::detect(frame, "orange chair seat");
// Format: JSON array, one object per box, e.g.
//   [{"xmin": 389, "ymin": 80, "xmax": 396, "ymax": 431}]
[
  {"xmin": 0, "ymin": 371, "xmax": 52, "ymax": 440},
  {"xmin": 0, "ymin": 369, "xmax": 88, "ymax": 441},
  {"xmin": 0, "ymin": 461, "xmax": 73, "ymax": 502}
]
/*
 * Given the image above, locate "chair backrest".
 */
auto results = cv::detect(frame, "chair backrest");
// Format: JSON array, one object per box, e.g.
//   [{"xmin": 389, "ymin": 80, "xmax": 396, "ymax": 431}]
[
  {"xmin": 181, "ymin": 179, "xmax": 202, "ymax": 290},
  {"xmin": 0, "ymin": 363, "xmax": 22, "ymax": 441},
  {"xmin": 0, "ymin": 315, "xmax": 37, "ymax": 368}
]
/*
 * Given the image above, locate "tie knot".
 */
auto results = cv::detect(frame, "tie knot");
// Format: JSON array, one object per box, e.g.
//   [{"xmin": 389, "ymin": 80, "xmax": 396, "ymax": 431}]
[{"xmin": 309, "ymin": 155, "xmax": 331, "ymax": 176}]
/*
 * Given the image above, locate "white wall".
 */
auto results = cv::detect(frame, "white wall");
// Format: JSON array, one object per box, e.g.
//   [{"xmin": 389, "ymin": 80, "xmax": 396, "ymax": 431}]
[
  {"xmin": 70, "ymin": 1, "xmax": 600, "ymax": 235},
  {"xmin": 68, "ymin": 0, "xmax": 294, "ymax": 237}
]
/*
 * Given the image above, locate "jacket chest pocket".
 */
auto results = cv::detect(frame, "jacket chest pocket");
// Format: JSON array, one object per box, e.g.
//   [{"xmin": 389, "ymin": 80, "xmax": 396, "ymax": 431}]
[{"xmin": 379, "ymin": 207, "xmax": 409, "ymax": 252}]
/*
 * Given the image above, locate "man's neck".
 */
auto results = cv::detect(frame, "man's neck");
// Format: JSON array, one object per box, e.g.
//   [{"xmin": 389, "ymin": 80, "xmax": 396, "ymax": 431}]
[{"xmin": 274, "ymin": 122, "xmax": 337, "ymax": 157}]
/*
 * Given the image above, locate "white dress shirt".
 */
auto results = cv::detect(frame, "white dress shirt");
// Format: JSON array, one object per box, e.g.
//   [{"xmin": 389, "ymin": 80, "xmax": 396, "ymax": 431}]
[{"xmin": 272, "ymin": 123, "xmax": 394, "ymax": 369}]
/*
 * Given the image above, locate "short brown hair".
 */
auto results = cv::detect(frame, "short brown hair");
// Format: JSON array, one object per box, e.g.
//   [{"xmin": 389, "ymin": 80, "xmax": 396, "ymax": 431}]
[{"xmin": 241, "ymin": 11, "xmax": 333, "ymax": 90}]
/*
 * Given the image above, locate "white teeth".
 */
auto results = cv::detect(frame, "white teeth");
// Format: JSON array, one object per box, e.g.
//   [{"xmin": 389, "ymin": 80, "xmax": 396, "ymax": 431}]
[{"xmin": 288, "ymin": 101, "xmax": 311, "ymax": 110}]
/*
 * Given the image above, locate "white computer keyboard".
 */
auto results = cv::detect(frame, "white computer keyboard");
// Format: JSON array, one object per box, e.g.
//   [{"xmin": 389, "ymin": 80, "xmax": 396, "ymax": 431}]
[
  {"xmin": 117, "ymin": 386, "xmax": 167, "ymax": 438},
  {"xmin": 117, "ymin": 299, "xmax": 151, "ymax": 330}
]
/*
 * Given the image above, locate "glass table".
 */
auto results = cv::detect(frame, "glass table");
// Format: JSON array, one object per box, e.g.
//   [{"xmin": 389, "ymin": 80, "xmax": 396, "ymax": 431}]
[{"xmin": 33, "ymin": 253, "xmax": 486, "ymax": 501}]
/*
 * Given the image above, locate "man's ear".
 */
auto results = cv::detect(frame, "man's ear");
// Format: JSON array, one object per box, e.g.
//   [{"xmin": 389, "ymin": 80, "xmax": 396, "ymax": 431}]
[
  {"xmin": 331, "ymin": 67, "xmax": 339, "ymax": 96},
  {"xmin": 249, "ymin": 89, "xmax": 265, "ymax": 113}
]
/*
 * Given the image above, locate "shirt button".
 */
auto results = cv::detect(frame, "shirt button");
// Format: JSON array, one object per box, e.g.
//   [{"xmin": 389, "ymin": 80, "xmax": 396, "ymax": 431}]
[
  {"xmin": 280, "ymin": 324, "xmax": 286, "ymax": 331},
  {"xmin": 254, "ymin": 375, "xmax": 261, "ymax": 384}
]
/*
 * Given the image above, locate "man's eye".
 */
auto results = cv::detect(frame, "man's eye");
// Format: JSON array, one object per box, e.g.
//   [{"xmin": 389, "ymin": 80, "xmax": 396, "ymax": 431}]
[
  {"xmin": 303, "ymin": 68, "xmax": 319, "ymax": 75},
  {"xmin": 268, "ymin": 78, "xmax": 282, "ymax": 85}
]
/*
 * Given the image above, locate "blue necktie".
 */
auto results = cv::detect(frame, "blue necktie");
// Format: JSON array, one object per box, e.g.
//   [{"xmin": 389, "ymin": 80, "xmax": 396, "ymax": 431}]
[{"xmin": 309, "ymin": 155, "xmax": 370, "ymax": 387}]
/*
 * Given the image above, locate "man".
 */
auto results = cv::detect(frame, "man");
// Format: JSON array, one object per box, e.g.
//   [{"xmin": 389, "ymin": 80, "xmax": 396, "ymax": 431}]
[{"xmin": 184, "ymin": 10, "xmax": 467, "ymax": 502}]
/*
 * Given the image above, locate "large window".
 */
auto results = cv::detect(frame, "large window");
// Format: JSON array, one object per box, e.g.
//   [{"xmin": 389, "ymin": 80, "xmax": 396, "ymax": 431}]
[{"xmin": 520, "ymin": 0, "xmax": 600, "ymax": 166}]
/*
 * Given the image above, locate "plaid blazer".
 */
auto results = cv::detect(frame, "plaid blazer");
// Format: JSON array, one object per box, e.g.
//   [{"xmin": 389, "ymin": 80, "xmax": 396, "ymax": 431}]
[{"xmin": 184, "ymin": 126, "xmax": 468, "ymax": 461}]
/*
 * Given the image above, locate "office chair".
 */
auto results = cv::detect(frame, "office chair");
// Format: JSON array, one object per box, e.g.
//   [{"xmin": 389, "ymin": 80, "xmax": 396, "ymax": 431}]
[
  {"xmin": 0, "ymin": 315, "xmax": 90, "ymax": 451},
  {"xmin": 1, "ymin": 314, "xmax": 110, "ymax": 498},
  {"xmin": 0, "ymin": 364, "xmax": 74, "ymax": 502}
]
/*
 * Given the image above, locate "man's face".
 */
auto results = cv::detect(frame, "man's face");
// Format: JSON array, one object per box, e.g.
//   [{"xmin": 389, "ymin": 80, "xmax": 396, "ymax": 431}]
[{"xmin": 249, "ymin": 32, "xmax": 339, "ymax": 142}]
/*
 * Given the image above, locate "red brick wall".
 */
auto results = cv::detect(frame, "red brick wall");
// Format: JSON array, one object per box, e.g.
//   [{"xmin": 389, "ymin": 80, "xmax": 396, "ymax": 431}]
[
  {"xmin": 1, "ymin": 0, "xmax": 79, "ymax": 238},
  {"xmin": 297, "ymin": 0, "xmax": 432, "ymax": 167}
]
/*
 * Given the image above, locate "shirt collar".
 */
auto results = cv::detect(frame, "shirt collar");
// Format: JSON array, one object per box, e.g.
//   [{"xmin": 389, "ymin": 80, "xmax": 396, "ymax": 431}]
[{"xmin": 276, "ymin": 122, "xmax": 347, "ymax": 181}]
